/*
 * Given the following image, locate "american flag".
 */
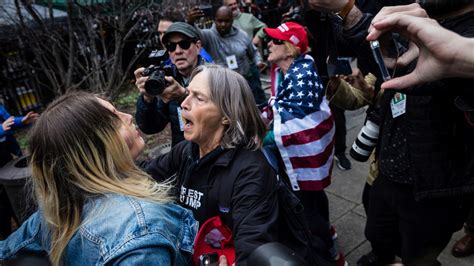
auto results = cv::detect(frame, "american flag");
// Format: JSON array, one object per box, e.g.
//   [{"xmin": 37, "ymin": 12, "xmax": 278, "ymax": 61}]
[{"xmin": 270, "ymin": 56, "xmax": 335, "ymax": 191}]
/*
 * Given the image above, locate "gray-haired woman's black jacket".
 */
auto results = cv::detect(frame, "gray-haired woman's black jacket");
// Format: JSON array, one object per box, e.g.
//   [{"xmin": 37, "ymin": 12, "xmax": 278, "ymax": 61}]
[{"xmin": 140, "ymin": 140, "xmax": 280, "ymax": 264}]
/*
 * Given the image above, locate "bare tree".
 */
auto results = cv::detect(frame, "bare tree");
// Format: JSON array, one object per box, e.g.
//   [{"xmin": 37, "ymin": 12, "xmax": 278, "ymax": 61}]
[{"xmin": 4, "ymin": 0, "xmax": 161, "ymax": 99}]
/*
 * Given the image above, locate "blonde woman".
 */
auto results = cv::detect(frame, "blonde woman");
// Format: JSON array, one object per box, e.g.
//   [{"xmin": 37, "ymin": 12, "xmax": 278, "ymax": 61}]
[{"xmin": 0, "ymin": 91, "xmax": 197, "ymax": 265}]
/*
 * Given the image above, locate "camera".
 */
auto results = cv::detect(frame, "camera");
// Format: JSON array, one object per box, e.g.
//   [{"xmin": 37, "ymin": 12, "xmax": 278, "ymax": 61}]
[
  {"xmin": 142, "ymin": 49, "xmax": 178, "ymax": 96},
  {"xmin": 350, "ymin": 108, "xmax": 380, "ymax": 162}
]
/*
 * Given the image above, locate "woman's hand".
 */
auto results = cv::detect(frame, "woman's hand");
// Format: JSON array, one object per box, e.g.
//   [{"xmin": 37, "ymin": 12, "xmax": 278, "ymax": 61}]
[
  {"xmin": 2, "ymin": 116, "xmax": 14, "ymax": 131},
  {"xmin": 21, "ymin": 111, "xmax": 39, "ymax": 125},
  {"xmin": 366, "ymin": 3, "xmax": 470, "ymax": 89}
]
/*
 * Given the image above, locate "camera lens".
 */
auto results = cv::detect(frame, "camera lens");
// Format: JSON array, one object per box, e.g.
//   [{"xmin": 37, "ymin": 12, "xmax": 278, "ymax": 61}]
[
  {"xmin": 350, "ymin": 120, "xmax": 380, "ymax": 162},
  {"xmin": 144, "ymin": 70, "xmax": 166, "ymax": 96}
]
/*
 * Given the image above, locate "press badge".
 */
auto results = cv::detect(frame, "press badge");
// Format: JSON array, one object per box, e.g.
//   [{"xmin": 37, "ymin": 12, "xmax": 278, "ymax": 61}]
[
  {"xmin": 226, "ymin": 55, "xmax": 238, "ymax": 69},
  {"xmin": 177, "ymin": 107, "xmax": 185, "ymax": 131},
  {"xmin": 390, "ymin": 93, "xmax": 406, "ymax": 118}
]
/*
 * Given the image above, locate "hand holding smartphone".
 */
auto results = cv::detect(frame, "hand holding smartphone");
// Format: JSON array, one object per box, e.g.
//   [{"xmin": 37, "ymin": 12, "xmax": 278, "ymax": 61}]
[{"xmin": 327, "ymin": 56, "xmax": 353, "ymax": 77}]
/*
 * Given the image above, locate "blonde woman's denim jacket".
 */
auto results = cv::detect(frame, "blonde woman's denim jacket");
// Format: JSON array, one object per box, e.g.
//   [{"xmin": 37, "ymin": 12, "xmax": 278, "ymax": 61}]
[{"xmin": 0, "ymin": 194, "xmax": 198, "ymax": 265}]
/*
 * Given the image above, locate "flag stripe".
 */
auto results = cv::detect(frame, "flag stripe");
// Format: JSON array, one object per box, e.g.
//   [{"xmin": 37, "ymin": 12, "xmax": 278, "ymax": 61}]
[
  {"xmin": 284, "ymin": 126, "xmax": 335, "ymax": 157},
  {"xmin": 289, "ymin": 137, "xmax": 335, "ymax": 169},
  {"xmin": 282, "ymin": 116, "xmax": 334, "ymax": 147},
  {"xmin": 298, "ymin": 176, "xmax": 331, "ymax": 190},
  {"xmin": 279, "ymin": 99, "xmax": 331, "ymax": 134},
  {"xmin": 292, "ymin": 153, "xmax": 334, "ymax": 180}
]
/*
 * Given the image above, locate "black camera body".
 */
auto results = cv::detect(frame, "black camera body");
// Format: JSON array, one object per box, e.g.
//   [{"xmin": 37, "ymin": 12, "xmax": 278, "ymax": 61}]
[{"xmin": 142, "ymin": 49, "xmax": 179, "ymax": 96}]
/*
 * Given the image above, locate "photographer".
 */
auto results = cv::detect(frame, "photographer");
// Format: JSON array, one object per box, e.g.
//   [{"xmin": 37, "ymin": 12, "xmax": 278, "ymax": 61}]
[{"xmin": 135, "ymin": 22, "xmax": 206, "ymax": 146}]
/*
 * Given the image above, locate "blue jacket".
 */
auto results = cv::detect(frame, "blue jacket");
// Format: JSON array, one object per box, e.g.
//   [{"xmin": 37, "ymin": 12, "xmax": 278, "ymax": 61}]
[
  {"xmin": 0, "ymin": 194, "xmax": 198, "ymax": 265},
  {"xmin": 0, "ymin": 105, "xmax": 25, "ymax": 141}
]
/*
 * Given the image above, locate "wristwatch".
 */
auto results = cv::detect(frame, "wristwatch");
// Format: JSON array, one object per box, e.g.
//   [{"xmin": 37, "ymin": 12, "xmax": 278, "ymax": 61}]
[{"xmin": 334, "ymin": 0, "xmax": 356, "ymax": 23}]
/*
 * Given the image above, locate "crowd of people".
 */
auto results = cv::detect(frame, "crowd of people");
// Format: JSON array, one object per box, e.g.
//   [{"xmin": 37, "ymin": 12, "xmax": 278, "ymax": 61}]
[{"xmin": 1, "ymin": 0, "xmax": 474, "ymax": 265}]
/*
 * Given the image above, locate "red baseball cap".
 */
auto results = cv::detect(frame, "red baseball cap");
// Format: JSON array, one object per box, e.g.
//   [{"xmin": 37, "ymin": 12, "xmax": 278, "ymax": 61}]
[{"xmin": 264, "ymin": 22, "xmax": 308, "ymax": 53}]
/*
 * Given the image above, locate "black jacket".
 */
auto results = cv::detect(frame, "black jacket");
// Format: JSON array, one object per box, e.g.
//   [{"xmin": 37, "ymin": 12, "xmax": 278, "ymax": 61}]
[
  {"xmin": 142, "ymin": 141, "xmax": 280, "ymax": 264},
  {"xmin": 340, "ymin": 6, "xmax": 474, "ymax": 200}
]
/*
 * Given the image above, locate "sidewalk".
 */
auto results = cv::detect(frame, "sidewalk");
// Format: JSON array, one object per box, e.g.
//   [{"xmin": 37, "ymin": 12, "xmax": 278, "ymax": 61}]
[{"xmin": 329, "ymin": 109, "xmax": 474, "ymax": 266}]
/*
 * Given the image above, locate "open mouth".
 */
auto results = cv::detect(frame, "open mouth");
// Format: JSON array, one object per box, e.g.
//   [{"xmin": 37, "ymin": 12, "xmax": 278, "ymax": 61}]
[
  {"xmin": 182, "ymin": 114, "xmax": 193, "ymax": 130},
  {"xmin": 185, "ymin": 118, "xmax": 192, "ymax": 126}
]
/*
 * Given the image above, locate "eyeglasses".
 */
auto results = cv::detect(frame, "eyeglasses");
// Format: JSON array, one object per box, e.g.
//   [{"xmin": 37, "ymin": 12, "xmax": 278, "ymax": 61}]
[
  {"xmin": 165, "ymin": 39, "xmax": 195, "ymax": 52},
  {"xmin": 270, "ymin": 38, "xmax": 284, "ymax": 45}
]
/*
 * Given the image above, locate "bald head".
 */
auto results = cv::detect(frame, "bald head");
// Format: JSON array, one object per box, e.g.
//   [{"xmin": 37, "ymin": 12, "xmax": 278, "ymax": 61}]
[
  {"xmin": 215, "ymin": 6, "xmax": 234, "ymax": 36},
  {"xmin": 216, "ymin": 6, "xmax": 233, "ymax": 18}
]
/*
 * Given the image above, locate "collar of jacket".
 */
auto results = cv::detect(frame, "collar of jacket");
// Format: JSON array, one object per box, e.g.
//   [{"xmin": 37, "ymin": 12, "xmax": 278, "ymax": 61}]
[{"xmin": 185, "ymin": 142, "xmax": 240, "ymax": 168}]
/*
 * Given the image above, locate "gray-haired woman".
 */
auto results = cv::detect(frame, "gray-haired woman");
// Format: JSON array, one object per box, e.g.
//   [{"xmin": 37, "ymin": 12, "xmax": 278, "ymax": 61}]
[{"xmin": 142, "ymin": 64, "xmax": 279, "ymax": 265}]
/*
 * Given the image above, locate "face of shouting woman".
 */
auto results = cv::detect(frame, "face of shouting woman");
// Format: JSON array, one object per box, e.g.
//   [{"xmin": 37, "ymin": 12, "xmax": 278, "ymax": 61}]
[
  {"xmin": 267, "ymin": 39, "xmax": 294, "ymax": 67},
  {"xmin": 180, "ymin": 71, "xmax": 227, "ymax": 157},
  {"xmin": 97, "ymin": 98, "xmax": 145, "ymax": 160}
]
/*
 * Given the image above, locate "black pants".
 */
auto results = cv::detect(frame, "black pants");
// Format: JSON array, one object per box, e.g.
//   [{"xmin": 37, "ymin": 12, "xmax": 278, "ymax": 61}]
[
  {"xmin": 366, "ymin": 176, "xmax": 471, "ymax": 265},
  {"xmin": 329, "ymin": 104, "xmax": 346, "ymax": 154},
  {"xmin": 362, "ymin": 182, "xmax": 371, "ymax": 216},
  {"xmin": 295, "ymin": 190, "xmax": 334, "ymax": 256}
]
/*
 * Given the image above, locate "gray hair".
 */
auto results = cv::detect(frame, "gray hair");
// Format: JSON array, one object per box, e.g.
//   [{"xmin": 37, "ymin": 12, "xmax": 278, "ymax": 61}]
[{"xmin": 190, "ymin": 64, "xmax": 266, "ymax": 150}]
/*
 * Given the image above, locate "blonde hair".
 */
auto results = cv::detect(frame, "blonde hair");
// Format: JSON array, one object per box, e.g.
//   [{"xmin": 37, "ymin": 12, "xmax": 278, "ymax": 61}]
[
  {"xmin": 284, "ymin": 41, "xmax": 301, "ymax": 58},
  {"xmin": 190, "ymin": 65, "xmax": 266, "ymax": 150},
  {"xmin": 28, "ymin": 91, "xmax": 172, "ymax": 265}
]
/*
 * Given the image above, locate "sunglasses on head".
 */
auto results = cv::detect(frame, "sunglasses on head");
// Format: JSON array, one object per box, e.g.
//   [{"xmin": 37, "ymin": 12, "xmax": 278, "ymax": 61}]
[
  {"xmin": 270, "ymin": 38, "xmax": 284, "ymax": 45},
  {"xmin": 165, "ymin": 39, "xmax": 195, "ymax": 52}
]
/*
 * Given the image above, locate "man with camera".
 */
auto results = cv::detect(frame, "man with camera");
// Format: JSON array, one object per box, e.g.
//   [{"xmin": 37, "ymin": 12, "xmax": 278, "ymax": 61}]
[{"xmin": 134, "ymin": 22, "xmax": 206, "ymax": 147}]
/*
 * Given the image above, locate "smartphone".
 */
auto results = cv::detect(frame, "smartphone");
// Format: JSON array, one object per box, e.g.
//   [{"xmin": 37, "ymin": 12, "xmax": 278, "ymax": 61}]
[
  {"xmin": 335, "ymin": 57, "xmax": 353, "ymax": 76},
  {"xmin": 199, "ymin": 4, "xmax": 213, "ymax": 17},
  {"xmin": 370, "ymin": 40, "xmax": 391, "ymax": 81},
  {"xmin": 327, "ymin": 56, "xmax": 353, "ymax": 77},
  {"xmin": 198, "ymin": 252, "xmax": 219, "ymax": 266}
]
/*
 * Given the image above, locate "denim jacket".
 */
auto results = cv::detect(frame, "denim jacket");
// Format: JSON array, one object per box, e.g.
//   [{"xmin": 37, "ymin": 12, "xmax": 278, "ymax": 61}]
[{"xmin": 0, "ymin": 194, "xmax": 198, "ymax": 265}]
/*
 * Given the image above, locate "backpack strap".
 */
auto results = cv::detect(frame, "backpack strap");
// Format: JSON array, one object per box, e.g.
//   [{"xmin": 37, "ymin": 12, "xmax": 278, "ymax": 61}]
[{"xmin": 261, "ymin": 146, "xmax": 279, "ymax": 175}]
